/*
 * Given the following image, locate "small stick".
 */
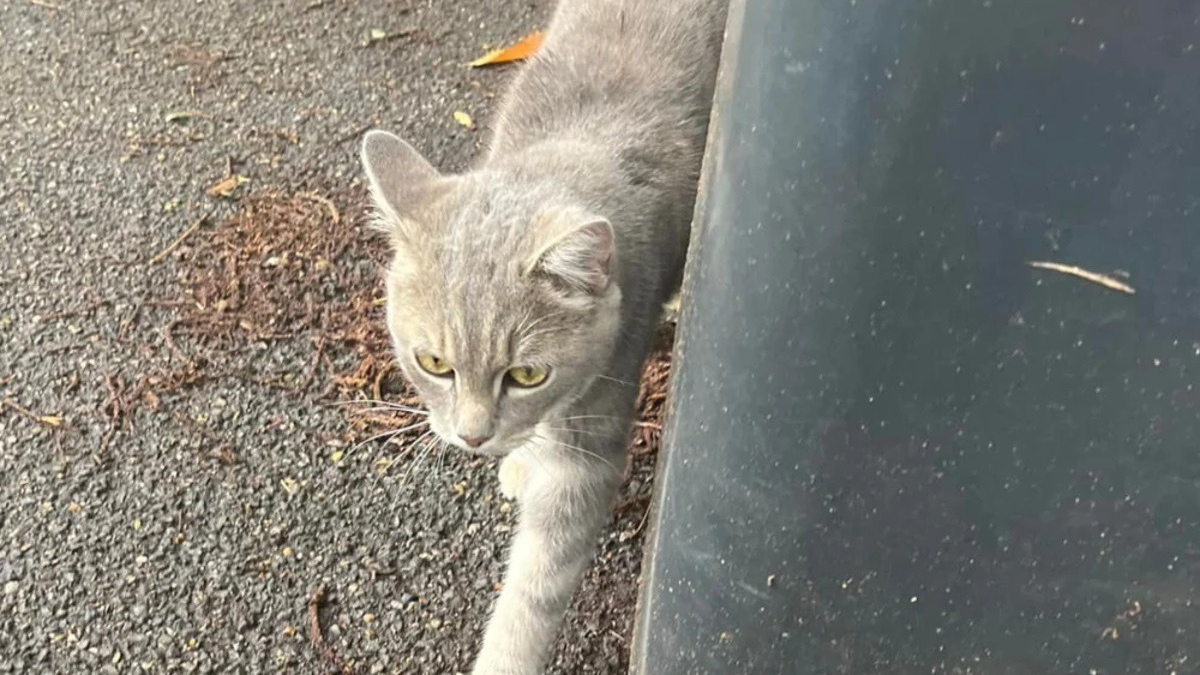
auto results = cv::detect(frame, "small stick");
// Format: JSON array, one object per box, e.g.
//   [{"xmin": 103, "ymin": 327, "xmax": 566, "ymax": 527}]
[
  {"xmin": 299, "ymin": 192, "xmax": 340, "ymax": 226},
  {"xmin": 308, "ymin": 583, "xmax": 353, "ymax": 675},
  {"xmin": 1, "ymin": 396, "xmax": 65, "ymax": 427},
  {"xmin": 1027, "ymin": 261, "xmax": 1136, "ymax": 295},
  {"xmin": 162, "ymin": 319, "xmax": 189, "ymax": 363},
  {"xmin": 104, "ymin": 373, "xmax": 122, "ymax": 420},
  {"xmin": 98, "ymin": 375, "xmax": 121, "ymax": 456},
  {"xmin": 44, "ymin": 342, "xmax": 86, "ymax": 356},
  {"xmin": 371, "ymin": 362, "xmax": 394, "ymax": 402},
  {"xmin": 116, "ymin": 305, "xmax": 142, "ymax": 344},
  {"xmin": 1, "ymin": 399, "xmax": 43, "ymax": 423},
  {"xmin": 632, "ymin": 495, "xmax": 654, "ymax": 538},
  {"xmin": 150, "ymin": 218, "xmax": 206, "ymax": 264},
  {"xmin": 29, "ymin": 0, "xmax": 64, "ymax": 9},
  {"xmin": 614, "ymin": 494, "xmax": 649, "ymax": 516},
  {"xmin": 37, "ymin": 297, "xmax": 111, "ymax": 322}
]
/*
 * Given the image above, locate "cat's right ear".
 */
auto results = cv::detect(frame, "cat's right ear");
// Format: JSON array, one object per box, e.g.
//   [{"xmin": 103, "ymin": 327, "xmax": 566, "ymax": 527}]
[{"xmin": 360, "ymin": 129, "xmax": 441, "ymax": 231}]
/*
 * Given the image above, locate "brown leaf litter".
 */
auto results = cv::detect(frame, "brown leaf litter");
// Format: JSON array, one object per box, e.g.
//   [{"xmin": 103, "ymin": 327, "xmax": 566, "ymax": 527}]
[{"xmin": 156, "ymin": 190, "xmax": 427, "ymax": 445}]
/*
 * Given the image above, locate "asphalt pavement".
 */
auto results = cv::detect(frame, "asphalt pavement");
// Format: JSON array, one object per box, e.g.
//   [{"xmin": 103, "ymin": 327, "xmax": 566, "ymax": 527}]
[{"xmin": 0, "ymin": 1, "xmax": 650, "ymax": 673}]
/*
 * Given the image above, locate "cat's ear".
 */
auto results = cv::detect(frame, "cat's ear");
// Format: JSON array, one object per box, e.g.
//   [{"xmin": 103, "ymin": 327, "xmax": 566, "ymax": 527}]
[
  {"xmin": 524, "ymin": 208, "xmax": 615, "ymax": 296},
  {"xmin": 360, "ymin": 129, "xmax": 440, "ymax": 227}
]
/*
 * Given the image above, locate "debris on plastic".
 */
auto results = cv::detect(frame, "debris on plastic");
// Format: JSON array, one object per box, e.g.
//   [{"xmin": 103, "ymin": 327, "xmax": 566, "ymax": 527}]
[{"xmin": 1027, "ymin": 260, "xmax": 1135, "ymax": 295}]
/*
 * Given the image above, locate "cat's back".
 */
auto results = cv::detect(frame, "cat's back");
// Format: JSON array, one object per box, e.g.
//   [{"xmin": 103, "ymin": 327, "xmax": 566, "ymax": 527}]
[
  {"xmin": 545, "ymin": 0, "xmax": 726, "ymax": 59},
  {"xmin": 488, "ymin": 0, "xmax": 729, "ymax": 157}
]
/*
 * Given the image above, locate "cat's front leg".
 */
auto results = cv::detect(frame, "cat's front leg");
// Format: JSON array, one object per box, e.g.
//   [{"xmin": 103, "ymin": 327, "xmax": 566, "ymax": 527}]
[
  {"xmin": 472, "ymin": 437, "xmax": 622, "ymax": 675},
  {"xmin": 497, "ymin": 453, "xmax": 531, "ymax": 501}
]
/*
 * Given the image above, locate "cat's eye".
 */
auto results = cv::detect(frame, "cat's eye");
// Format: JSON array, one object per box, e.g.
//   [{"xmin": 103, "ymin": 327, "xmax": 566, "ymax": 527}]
[
  {"xmin": 506, "ymin": 365, "xmax": 550, "ymax": 388},
  {"xmin": 415, "ymin": 351, "xmax": 453, "ymax": 377}
]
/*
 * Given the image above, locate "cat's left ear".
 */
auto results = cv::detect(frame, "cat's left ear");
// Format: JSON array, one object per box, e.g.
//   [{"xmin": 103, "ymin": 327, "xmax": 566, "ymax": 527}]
[
  {"xmin": 360, "ymin": 129, "xmax": 440, "ymax": 226},
  {"xmin": 525, "ymin": 207, "xmax": 615, "ymax": 296}
]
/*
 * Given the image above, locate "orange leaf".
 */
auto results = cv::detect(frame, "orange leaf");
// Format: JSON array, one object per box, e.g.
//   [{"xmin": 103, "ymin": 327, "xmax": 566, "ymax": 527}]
[{"xmin": 469, "ymin": 32, "xmax": 543, "ymax": 67}]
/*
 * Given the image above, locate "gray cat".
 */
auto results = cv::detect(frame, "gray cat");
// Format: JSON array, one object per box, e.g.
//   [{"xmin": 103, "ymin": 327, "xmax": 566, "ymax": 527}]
[{"xmin": 360, "ymin": 0, "xmax": 728, "ymax": 672}]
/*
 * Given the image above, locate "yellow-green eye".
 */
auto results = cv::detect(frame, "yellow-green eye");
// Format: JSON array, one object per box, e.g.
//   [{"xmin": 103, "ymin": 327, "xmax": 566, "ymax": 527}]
[
  {"xmin": 506, "ymin": 365, "xmax": 549, "ymax": 388},
  {"xmin": 415, "ymin": 351, "xmax": 453, "ymax": 376}
]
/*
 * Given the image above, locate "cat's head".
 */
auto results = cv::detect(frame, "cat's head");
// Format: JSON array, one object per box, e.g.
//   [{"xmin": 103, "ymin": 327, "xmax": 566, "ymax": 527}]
[{"xmin": 361, "ymin": 130, "xmax": 622, "ymax": 455}]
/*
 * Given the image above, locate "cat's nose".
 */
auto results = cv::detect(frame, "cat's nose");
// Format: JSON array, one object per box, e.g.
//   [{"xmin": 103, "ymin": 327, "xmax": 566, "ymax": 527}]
[{"xmin": 461, "ymin": 434, "xmax": 492, "ymax": 448}]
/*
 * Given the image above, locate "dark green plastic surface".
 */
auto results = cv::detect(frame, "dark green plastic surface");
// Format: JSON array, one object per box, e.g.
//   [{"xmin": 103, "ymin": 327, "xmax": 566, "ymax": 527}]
[{"xmin": 633, "ymin": 0, "xmax": 1200, "ymax": 672}]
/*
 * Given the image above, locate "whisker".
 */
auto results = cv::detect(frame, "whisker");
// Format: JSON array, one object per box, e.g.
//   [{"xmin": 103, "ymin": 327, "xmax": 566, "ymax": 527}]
[
  {"xmin": 435, "ymin": 442, "xmax": 449, "ymax": 480},
  {"xmin": 516, "ymin": 445, "xmax": 553, "ymax": 480},
  {"xmin": 348, "ymin": 428, "xmax": 406, "ymax": 456},
  {"xmin": 399, "ymin": 435, "xmax": 442, "ymax": 490},
  {"xmin": 595, "ymin": 374, "xmax": 637, "ymax": 388},
  {"xmin": 381, "ymin": 429, "xmax": 434, "ymax": 480},
  {"xmin": 345, "ymin": 406, "xmax": 430, "ymax": 417},
  {"xmin": 555, "ymin": 440, "xmax": 614, "ymax": 467},
  {"xmin": 541, "ymin": 426, "xmax": 606, "ymax": 438},
  {"xmin": 404, "ymin": 429, "xmax": 437, "ymax": 452},
  {"xmin": 398, "ymin": 445, "xmax": 434, "ymax": 489},
  {"xmin": 532, "ymin": 432, "xmax": 615, "ymax": 470},
  {"xmin": 324, "ymin": 398, "xmax": 392, "ymax": 407},
  {"xmin": 556, "ymin": 414, "xmax": 625, "ymax": 423},
  {"xmin": 324, "ymin": 399, "xmax": 428, "ymax": 414},
  {"xmin": 346, "ymin": 420, "xmax": 430, "ymax": 457}
]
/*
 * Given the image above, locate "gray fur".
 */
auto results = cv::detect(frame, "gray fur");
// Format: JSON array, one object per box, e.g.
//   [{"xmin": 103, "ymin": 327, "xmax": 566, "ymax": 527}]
[{"xmin": 361, "ymin": 0, "xmax": 728, "ymax": 672}]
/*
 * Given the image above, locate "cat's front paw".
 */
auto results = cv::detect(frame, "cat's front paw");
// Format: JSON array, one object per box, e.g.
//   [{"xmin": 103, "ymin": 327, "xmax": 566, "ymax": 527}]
[
  {"xmin": 498, "ymin": 454, "xmax": 529, "ymax": 501},
  {"xmin": 661, "ymin": 291, "xmax": 682, "ymax": 324}
]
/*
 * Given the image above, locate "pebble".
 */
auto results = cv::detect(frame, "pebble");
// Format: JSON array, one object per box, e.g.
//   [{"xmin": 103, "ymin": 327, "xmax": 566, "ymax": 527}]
[{"xmin": 3, "ymin": 581, "xmax": 17, "ymax": 595}]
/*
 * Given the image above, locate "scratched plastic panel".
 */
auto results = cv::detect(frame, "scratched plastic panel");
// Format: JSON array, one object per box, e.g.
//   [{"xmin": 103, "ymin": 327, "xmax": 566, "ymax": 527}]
[{"xmin": 633, "ymin": 0, "xmax": 1200, "ymax": 673}]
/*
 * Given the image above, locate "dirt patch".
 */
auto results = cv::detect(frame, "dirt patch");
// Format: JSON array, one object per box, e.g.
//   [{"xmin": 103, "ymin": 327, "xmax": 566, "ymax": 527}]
[
  {"xmin": 163, "ymin": 191, "xmax": 415, "ymax": 420},
  {"xmin": 167, "ymin": 192, "xmax": 380, "ymax": 347}
]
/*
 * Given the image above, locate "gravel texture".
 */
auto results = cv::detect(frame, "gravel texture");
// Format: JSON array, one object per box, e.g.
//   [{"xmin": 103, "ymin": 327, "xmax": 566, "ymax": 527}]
[{"xmin": 0, "ymin": 1, "xmax": 660, "ymax": 673}]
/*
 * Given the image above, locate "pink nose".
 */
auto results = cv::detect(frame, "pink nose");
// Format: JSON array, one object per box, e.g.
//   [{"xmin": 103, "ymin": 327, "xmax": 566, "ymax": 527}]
[{"xmin": 461, "ymin": 435, "xmax": 491, "ymax": 448}]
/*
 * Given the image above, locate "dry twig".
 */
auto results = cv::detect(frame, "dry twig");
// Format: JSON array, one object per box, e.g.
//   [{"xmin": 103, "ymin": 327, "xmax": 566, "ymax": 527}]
[
  {"xmin": 308, "ymin": 583, "xmax": 353, "ymax": 675},
  {"xmin": 98, "ymin": 374, "xmax": 122, "ymax": 455},
  {"xmin": 1, "ymin": 398, "xmax": 63, "ymax": 428},
  {"xmin": 150, "ymin": 217, "xmax": 207, "ymax": 264},
  {"xmin": 36, "ymin": 297, "xmax": 110, "ymax": 322},
  {"xmin": 299, "ymin": 192, "xmax": 340, "ymax": 226},
  {"xmin": 1027, "ymin": 261, "xmax": 1136, "ymax": 295}
]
